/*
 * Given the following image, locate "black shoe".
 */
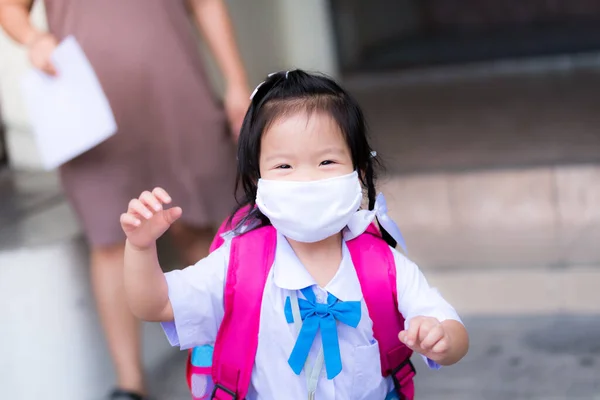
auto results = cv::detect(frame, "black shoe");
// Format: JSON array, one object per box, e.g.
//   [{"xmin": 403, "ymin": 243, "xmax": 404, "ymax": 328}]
[{"xmin": 109, "ymin": 389, "xmax": 147, "ymax": 400}]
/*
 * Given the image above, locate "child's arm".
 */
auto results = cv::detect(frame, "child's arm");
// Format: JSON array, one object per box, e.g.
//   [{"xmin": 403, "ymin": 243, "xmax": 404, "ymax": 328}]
[
  {"xmin": 121, "ymin": 187, "xmax": 229, "ymax": 350},
  {"xmin": 124, "ymin": 241, "xmax": 173, "ymax": 322},
  {"xmin": 121, "ymin": 188, "xmax": 183, "ymax": 322},
  {"xmin": 392, "ymin": 251, "xmax": 469, "ymax": 366}
]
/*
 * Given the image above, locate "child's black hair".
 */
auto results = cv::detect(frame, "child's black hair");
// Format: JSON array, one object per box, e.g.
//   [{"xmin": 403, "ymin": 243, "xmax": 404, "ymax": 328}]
[{"xmin": 230, "ymin": 69, "xmax": 397, "ymax": 248}]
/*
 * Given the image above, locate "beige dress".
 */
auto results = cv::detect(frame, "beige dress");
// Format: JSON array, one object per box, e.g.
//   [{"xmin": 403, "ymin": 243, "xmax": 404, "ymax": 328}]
[{"xmin": 45, "ymin": 0, "xmax": 238, "ymax": 246}]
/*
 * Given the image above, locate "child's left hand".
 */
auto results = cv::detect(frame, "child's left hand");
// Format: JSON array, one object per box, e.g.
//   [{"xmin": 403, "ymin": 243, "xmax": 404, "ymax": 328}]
[{"xmin": 398, "ymin": 316, "xmax": 450, "ymax": 361}]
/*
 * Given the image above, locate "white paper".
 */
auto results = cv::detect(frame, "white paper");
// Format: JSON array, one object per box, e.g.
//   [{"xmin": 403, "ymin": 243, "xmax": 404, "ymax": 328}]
[{"xmin": 21, "ymin": 36, "xmax": 117, "ymax": 170}]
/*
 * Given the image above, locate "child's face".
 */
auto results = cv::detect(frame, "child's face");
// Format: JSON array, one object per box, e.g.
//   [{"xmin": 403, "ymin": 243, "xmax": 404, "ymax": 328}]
[{"xmin": 259, "ymin": 111, "xmax": 353, "ymax": 181}]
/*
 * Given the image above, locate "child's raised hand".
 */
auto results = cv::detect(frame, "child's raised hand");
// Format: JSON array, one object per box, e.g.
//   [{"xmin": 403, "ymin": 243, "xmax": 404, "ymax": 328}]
[
  {"xmin": 398, "ymin": 316, "xmax": 450, "ymax": 361},
  {"xmin": 120, "ymin": 188, "xmax": 182, "ymax": 250}
]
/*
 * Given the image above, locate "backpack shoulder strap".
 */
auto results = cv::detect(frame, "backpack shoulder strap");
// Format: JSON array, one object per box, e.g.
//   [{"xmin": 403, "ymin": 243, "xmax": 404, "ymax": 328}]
[
  {"xmin": 211, "ymin": 225, "xmax": 277, "ymax": 400},
  {"xmin": 209, "ymin": 206, "xmax": 253, "ymax": 253},
  {"xmin": 186, "ymin": 206, "xmax": 253, "ymax": 397},
  {"xmin": 346, "ymin": 228, "xmax": 416, "ymax": 400}
]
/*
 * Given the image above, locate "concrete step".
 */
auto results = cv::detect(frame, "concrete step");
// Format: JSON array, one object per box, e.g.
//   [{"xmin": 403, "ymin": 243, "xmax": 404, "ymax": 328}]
[
  {"xmin": 380, "ymin": 164, "xmax": 600, "ymax": 270},
  {"xmin": 352, "ymin": 69, "xmax": 600, "ymax": 173},
  {"xmin": 427, "ymin": 267, "xmax": 600, "ymax": 316}
]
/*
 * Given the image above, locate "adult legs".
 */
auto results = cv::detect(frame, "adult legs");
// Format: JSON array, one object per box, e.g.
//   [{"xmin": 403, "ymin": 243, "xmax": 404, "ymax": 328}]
[
  {"xmin": 169, "ymin": 221, "xmax": 216, "ymax": 266},
  {"xmin": 91, "ymin": 243, "xmax": 145, "ymax": 395}
]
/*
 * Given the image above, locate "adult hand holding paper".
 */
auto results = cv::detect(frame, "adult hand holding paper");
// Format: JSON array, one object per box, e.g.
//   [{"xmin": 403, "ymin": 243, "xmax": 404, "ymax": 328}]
[{"xmin": 21, "ymin": 35, "xmax": 117, "ymax": 170}]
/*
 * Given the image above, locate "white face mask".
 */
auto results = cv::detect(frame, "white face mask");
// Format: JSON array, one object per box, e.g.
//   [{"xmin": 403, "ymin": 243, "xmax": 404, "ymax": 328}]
[{"xmin": 255, "ymin": 171, "xmax": 363, "ymax": 243}]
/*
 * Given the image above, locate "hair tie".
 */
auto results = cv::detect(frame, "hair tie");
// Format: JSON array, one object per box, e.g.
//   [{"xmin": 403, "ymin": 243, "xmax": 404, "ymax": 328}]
[
  {"xmin": 249, "ymin": 70, "xmax": 290, "ymax": 100},
  {"xmin": 249, "ymin": 81, "xmax": 265, "ymax": 100}
]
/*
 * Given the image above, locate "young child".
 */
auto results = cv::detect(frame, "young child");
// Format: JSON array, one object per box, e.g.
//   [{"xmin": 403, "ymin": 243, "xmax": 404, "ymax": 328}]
[{"xmin": 121, "ymin": 70, "xmax": 469, "ymax": 400}]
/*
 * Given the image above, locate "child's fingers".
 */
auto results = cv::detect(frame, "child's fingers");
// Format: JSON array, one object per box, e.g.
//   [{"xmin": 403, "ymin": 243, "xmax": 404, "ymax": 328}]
[
  {"xmin": 398, "ymin": 330, "xmax": 410, "ymax": 346},
  {"xmin": 417, "ymin": 320, "xmax": 435, "ymax": 343},
  {"xmin": 419, "ymin": 324, "xmax": 444, "ymax": 351},
  {"xmin": 120, "ymin": 213, "xmax": 141, "ymax": 229},
  {"xmin": 163, "ymin": 207, "xmax": 182, "ymax": 225},
  {"xmin": 431, "ymin": 337, "xmax": 450, "ymax": 354},
  {"xmin": 404, "ymin": 319, "xmax": 422, "ymax": 347},
  {"xmin": 152, "ymin": 187, "xmax": 172, "ymax": 204},
  {"xmin": 140, "ymin": 190, "xmax": 162, "ymax": 212},
  {"xmin": 128, "ymin": 198, "xmax": 153, "ymax": 219}
]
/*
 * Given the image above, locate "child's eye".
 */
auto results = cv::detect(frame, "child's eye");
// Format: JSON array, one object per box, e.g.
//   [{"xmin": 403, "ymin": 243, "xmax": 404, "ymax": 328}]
[
  {"xmin": 320, "ymin": 160, "xmax": 336, "ymax": 166},
  {"xmin": 276, "ymin": 164, "xmax": 291, "ymax": 169}
]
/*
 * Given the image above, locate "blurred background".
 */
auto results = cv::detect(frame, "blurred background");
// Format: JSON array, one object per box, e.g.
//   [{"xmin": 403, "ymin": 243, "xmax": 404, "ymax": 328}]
[{"xmin": 1, "ymin": 1, "xmax": 600, "ymax": 399}]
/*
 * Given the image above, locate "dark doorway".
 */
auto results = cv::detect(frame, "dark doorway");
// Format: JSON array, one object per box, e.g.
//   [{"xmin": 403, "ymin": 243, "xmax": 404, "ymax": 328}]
[
  {"xmin": 330, "ymin": 0, "xmax": 600, "ymax": 74},
  {"xmin": 329, "ymin": 0, "xmax": 600, "ymax": 172}
]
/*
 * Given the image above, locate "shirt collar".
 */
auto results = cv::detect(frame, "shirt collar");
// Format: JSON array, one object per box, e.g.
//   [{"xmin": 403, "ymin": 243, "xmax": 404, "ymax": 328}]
[{"xmin": 273, "ymin": 232, "xmax": 363, "ymax": 302}]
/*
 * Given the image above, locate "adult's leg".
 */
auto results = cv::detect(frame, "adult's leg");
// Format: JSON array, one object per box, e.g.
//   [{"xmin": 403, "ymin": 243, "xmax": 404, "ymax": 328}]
[
  {"xmin": 56, "ymin": 101, "xmax": 150, "ymax": 397},
  {"xmin": 169, "ymin": 222, "xmax": 216, "ymax": 266},
  {"xmin": 91, "ymin": 243, "xmax": 145, "ymax": 395}
]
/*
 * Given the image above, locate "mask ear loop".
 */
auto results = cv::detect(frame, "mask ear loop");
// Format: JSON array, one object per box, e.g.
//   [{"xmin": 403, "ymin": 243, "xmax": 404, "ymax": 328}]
[{"xmin": 367, "ymin": 149, "xmax": 404, "ymax": 251}]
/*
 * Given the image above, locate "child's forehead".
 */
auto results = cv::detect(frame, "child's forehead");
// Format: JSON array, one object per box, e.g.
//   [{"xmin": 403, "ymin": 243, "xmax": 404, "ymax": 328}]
[{"xmin": 262, "ymin": 110, "xmax": 345, "ymax": 146}]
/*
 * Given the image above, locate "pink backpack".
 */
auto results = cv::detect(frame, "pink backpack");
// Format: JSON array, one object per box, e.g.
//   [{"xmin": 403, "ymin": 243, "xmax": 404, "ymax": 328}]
[{"xmin": 186, "ymin": 209, "xmax": 416, "ymax": 399}]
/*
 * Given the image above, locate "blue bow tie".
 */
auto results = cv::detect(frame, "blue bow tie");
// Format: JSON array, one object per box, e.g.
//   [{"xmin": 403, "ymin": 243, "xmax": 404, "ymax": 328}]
[{"xmin": 284, "ymin": 287, "xmax": 361, "ymax": 379}]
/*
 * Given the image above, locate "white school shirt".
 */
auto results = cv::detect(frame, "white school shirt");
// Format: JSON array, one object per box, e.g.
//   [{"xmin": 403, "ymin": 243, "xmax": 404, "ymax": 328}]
[{"xmin": 162, "ymin": 232, "xmax": 462, "ymax": 400}]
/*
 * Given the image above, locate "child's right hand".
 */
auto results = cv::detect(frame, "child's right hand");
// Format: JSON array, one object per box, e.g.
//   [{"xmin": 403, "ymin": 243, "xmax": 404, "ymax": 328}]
[{"xmin": 120, "ymin": 188, "xmax": 182, "ymax": 250}]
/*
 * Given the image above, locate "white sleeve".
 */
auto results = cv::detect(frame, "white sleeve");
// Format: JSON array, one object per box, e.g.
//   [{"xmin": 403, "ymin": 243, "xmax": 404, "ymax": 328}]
[
  {"xmin": 160, "ymin": 241, "xmax": 230, "ymax": 350},
  {"xmin": 392, "ymin": 247, "xmax": 462, "ymax": 369},
  {"xmin": 392, "ymin": 247, "xmax": 462, "ymax": 326}
]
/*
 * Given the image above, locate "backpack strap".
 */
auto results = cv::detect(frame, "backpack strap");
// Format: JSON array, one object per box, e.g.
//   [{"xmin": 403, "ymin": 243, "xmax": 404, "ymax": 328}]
[
  {"xmin": 186, "ymin": 206, "xmax": 254, "ymax": 395},
  {"xmin": 210, "ymin": 225, "xmax": 277, "ymax": 399},
  {"xmin": 347, "ymin": 229, "xmax": 416, "ymax": 400},
  {"xmin": 208, "ymin": 206, "xmax": 253, "ymax": 253}
]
